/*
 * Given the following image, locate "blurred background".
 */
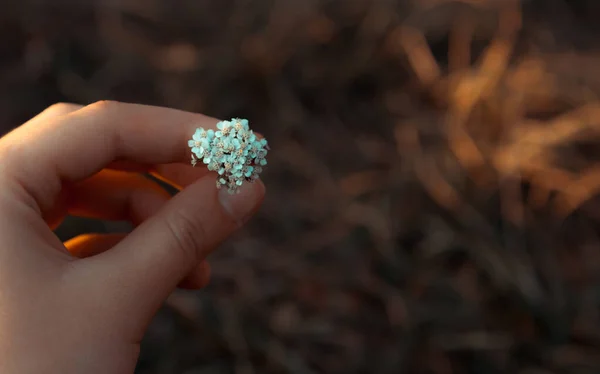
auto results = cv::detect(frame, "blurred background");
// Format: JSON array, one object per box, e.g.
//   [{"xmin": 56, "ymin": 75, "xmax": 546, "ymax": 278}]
[{"xmin": 3, "ymin": 0, "xmax": 600, "ymax": 372}]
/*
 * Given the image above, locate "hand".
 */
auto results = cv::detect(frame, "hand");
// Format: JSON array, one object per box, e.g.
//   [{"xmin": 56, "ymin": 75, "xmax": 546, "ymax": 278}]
[{"xmin": 0, "ymin": 101, "xmax": 265, "ymax": 373}]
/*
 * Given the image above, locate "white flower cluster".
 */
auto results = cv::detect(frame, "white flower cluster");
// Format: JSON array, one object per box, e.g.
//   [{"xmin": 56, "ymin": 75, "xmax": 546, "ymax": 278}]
[{"xmin": 188, "ymin": 118, "xmax": 269, "ymax": 194}]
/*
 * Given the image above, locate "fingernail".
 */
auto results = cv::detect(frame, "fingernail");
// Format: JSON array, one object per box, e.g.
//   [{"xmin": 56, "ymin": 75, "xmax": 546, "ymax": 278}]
[{"xmin": 218, "ymin": 181, "xmax": 265, "ymax": 226}]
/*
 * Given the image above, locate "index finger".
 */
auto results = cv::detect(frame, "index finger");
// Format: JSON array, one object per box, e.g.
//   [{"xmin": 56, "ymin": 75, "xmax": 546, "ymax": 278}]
[{"xmin": 0, "ymin": 101, "xmax": 221, "ymax": 213}]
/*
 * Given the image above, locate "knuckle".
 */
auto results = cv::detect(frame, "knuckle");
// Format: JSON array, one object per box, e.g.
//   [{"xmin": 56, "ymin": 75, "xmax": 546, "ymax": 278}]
[
  {"xmin": 86, "ymin": 100, "xmax": 120, "ymax": 114},
  {"xmin": 45, "ymin": 102, "xmax": 80, "ymax": 115},
  {"xmin": 164, "ymin": 210, "xmax": 208, "ymax": 266}
]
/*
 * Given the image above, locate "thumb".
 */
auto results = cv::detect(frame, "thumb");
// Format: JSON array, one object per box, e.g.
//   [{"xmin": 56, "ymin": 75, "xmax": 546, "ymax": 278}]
[{"xmin": 77, "ymin": 173, "xmax": 264, "ymax": 329}]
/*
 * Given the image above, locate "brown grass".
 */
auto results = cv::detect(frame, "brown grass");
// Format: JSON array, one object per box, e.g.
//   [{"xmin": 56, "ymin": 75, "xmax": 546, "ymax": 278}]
[{"xmin": 3, "ymin": 0, "xmax": 600, "ymax": 373}]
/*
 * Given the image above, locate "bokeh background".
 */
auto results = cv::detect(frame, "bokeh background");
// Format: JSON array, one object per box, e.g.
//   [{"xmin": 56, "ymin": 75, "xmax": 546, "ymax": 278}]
[{"xmin": 3, "ymin": 0, "xmax": 600, "ymax": 372}]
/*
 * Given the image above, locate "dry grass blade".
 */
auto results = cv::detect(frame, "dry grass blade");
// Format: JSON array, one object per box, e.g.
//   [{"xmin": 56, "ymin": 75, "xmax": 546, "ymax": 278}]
[
  {"xmin": 448, "ymin": 11, "xmax": 474, "ymax": 73},
  {"xmin": 394, "ymin": 25, "xmax": 441, "ymax": 88},
  {"xmin": 495, "ymin": 104, "xmax": 600, "ymax": 175},
  {"xmin": 553, "ymin": 166, "xmax": 600, "ymax": 217},
  {"xmin": 338, "ymin": 170, "xmax": 388, "ymax": 198},
  {"xmin": 443, "ymin": 0, "xmax": 521, "ymax": 181},
  {"xmin": 415, "ymin": 154, "xmax": 462, "ymax": 211}
]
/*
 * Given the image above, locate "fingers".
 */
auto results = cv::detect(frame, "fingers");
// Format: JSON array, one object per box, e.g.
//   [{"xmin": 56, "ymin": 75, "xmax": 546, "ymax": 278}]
[
  {"xmin": 64, "ymin": 233, "xmax": 211, "ymax": 289},
  {"xmin": 67, "ymin": 169, "xmax": 171, "ymax": 226},
  {"xmin": 66, "ymin": 169, "xmax": 213, "ymax": 288},
  {"xmin": 15, "ymin": 101, "xmax": 255, "ymax": 192},
  {"xmin": 76, "ymin": 172, "xmax": 264, "ymax": 332},
  {"xmin": 0, "ymin": 101, "xmax": 222, "ymax": 214}
]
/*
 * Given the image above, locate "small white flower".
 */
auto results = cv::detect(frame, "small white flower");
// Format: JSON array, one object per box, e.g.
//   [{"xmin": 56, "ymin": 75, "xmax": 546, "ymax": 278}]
[{"xmin": 187, "ymin": 118, "xmax": 269, "ymax": 193}]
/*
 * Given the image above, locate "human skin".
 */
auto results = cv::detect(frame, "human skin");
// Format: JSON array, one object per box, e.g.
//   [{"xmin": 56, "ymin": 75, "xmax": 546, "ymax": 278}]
[{"xmin": 0, "ymin": 101, "xmax": 265, "ymax": 373}]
